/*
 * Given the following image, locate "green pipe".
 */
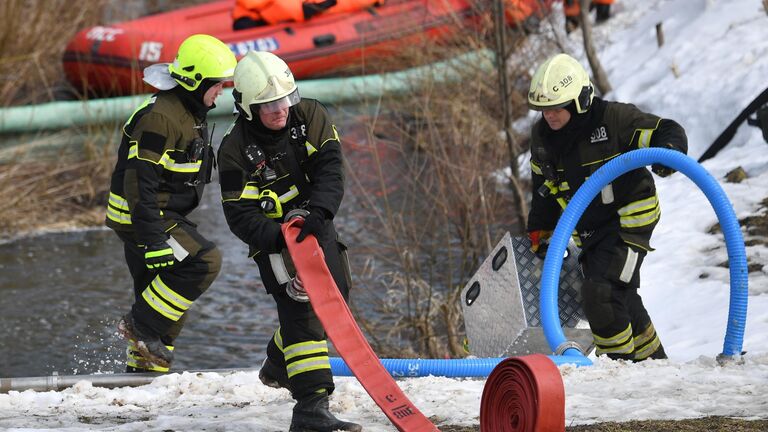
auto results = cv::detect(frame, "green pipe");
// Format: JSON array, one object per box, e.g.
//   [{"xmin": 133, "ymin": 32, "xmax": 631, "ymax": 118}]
[{"xmin": 0, "ymin": 50, "xmax": 492, "ymax": 134}]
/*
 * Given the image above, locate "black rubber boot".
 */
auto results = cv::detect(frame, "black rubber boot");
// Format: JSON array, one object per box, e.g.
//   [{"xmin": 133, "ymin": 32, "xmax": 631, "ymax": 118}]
[
  {"xmin": 117, "ymin": 313, "xmax": 173, "ymax": 368},
  {"xmin": 606, "ymin": 352, "xmax": 635, "ymax": 362},
  {"xmin": 595, "ymin": 4, "xmax": 611, "ymax": 23},
  {"xmin": 289, "ymin": 390, "xmax": 362, "ymax": 432},
  {"xmin": 259, "ymin": 357, "xmax": 292, "ymax": 392},
  {"xmin": 630, "ymin": 343, "xmax": 668, "ymax": 362},
  {"xmin": 647, "ymin": 344, "xmax": 668, "ymax": 360}
]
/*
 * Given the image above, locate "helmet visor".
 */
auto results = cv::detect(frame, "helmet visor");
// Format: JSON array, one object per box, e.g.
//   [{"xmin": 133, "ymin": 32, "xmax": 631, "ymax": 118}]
[
  {"xmin": 258, "ymin": 88, "xmax": 301, "ymax": 114},
  {"xmin": 528, "ymin": 99, "xmax": 572, "ymax": 111}
]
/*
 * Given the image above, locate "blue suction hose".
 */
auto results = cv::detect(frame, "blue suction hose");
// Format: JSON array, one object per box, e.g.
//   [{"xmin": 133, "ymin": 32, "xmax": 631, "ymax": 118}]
[
  {"xmin": 541, "ymin": 148, "xmax": 747, "ymax": 360},
  {"xmin": 329, "ymin": 148, "xmax": 747, "ymax": 378}
]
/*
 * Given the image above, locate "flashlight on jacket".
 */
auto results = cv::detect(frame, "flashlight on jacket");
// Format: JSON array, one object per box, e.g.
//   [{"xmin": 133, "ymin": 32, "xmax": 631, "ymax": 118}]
[{"xmin": 258, "ymin": 190, "xmax": 282, "ymax": 218}]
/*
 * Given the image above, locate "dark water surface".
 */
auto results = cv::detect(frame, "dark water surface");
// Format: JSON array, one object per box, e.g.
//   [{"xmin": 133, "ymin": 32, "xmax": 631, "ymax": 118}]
[
  {"xmin": 0, "ymin": 113, "xmax": 386, "ymax": 378},
  {"xmin": 0, "ymin": 191, "xmax": 280, "ymax": 378}
]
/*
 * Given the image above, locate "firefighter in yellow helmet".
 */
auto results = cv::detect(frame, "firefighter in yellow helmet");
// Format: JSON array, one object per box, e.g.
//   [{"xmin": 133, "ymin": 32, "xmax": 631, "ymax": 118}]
[
  {"xmin": 527, "ymin": 53, "xmax": 687, "ymax": 362},
  {"xmin": 217, "ymin": 51, "xmax": 360, "ymax": 431},
  {"xmin": 106, "ymin": 34, "xmax": 236, "ymax": 372}
]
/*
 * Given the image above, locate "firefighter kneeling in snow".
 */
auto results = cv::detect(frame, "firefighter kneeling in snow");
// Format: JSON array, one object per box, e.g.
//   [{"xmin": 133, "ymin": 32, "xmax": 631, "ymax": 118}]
[
  {"xmin": 217, "ymin": 51, "xmax": 360, "ymax": 432},
  {"xmin": 106, "ymin": 34, "xmax": 236, "ymax": 372},
  {"xmin": 526, "ymin": 53, "xmax": 688, "ymax": 362}
]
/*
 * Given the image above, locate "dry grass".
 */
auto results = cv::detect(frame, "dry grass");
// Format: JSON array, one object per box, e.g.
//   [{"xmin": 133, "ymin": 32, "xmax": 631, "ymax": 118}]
[
  {"xmin": 341, "ymin": 4, "xmax": 563, "ymax": 358},
  {"xmin": 0, "ymin": 0, "xmax": 108, "ymax": 105},
  {"xmin": 0, "ymin": 0, "xmax": 209, "ymax": 239},
  {"xmin": 0, "ymin": 0, "xmax": 211, "ymax": 105},
  {"xmin": 0, "ymin": 143, "xmax": 113, "ymax": 241}
]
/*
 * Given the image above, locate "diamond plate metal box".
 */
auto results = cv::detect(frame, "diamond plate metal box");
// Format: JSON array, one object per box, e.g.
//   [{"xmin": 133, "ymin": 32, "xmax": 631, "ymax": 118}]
[{"xmin": 460, "ymin": 232, "xmax": 593, "ymax": 357}]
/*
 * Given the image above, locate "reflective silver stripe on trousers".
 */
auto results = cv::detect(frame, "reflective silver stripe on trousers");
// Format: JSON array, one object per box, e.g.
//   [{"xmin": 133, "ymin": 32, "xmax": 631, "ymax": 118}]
[{"xmin": 619, "ymin": 246, "xmax": 639, "ymax": 283}]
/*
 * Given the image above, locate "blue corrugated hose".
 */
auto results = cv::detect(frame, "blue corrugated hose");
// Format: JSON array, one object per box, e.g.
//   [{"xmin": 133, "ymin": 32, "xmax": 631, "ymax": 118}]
[
  {"xmin": 329, "ymin": 148, "xmax": 748, "ymax": 378},
  {"xmin": 329, "ymin": 355, "xmax": 592, "ymax": 378},
  {"xmin": 540, "ymin": 148, "xmax": 747, "ymax": 361}
]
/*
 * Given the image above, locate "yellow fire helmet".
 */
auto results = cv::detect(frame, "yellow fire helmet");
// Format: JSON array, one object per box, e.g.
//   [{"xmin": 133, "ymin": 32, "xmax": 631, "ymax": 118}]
[
  {"xmin": 168, "ymin": 34, "xmax": 237, "ymax": 91},
  {"xmin": 234, "ymin": 51, "xmax": 300, "ymax": 120},
  {"xmin": 528, "ymin": 53, "xmax": 594, "ymax": 114}
]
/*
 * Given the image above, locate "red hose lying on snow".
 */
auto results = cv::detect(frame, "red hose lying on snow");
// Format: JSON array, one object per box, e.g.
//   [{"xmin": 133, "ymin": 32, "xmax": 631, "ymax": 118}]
[
  {"xmin": 480, "ymin": 354, "xmax": 565, "ymax": 432},
  {"xmin": 282, "ymin": 218, "xmax": 439, "ymax": 432}
]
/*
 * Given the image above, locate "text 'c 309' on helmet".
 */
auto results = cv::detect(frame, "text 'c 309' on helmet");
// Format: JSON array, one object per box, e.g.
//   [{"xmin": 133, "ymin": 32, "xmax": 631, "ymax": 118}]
[
  {"xmin": 233, "ymin": 51, "xmax": 301, "ymax": 121},
  {"xmin": 528, "ymin": 53, "xmax": 594, "ymax": 114},
  {"xmin": 168, "ymin": 34, "xmax": 237, "ymax": 91}
]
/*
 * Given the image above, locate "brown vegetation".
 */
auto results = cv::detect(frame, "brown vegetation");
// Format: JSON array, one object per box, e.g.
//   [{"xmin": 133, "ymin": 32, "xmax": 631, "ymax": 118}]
[
  {"xmin": 0, "ymin": 142, "xmax": 112, "ymax": 241},
  {"xmin": 340, "ymin": 3, "xmax": 555, "ymax": 359},
  {"xmin": 0, "ymin": 0, "xmax": 212, "ymax": 106},
  {"xmin": 0, "ymin": 0, "xmax": 210, "ymax": 238},
  {"xmin": 0, "ymin": 0, "xmax": 105, "ymax": 105}
]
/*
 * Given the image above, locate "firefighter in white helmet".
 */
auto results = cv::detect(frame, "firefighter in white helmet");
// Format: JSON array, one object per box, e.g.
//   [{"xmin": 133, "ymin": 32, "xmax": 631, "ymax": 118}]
[
  {"xmin": 217, "ymin": 51, "xmax": 360, "ymax": 432},
  {"xmin": 527, "ymin": 53, "xmax": 688, "ymax": 362}
]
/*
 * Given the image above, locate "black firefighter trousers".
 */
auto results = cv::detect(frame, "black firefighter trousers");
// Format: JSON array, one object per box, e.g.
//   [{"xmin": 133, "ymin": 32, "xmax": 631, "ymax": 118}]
[
  {"xmin": 262, "ymin": 226, "xmax": 351, "ymax": 401},
  {"xmin": 579, "ymin": 231, "xmax": 664, "ymax": 361},
  {"xmin": 116, "ymin": 220, "xmax": 221, "ymax": 355}
]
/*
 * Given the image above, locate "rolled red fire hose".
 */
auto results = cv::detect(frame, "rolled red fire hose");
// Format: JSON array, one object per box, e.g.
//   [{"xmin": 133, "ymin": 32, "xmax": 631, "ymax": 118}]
[
  {"xmin": 282, "ymin": 219, "xmax": 439, "ymax": 432},
  {"xmin": 480, "ymin": 354, "xmax": 565, "ymax": 432}
]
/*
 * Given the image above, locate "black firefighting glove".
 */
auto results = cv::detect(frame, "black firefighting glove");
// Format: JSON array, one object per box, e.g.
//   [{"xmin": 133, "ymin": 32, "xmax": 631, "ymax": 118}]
[
  {"xmin": 651, "ymin": 144, "xmax": 676, "ymax": 177},
  {"xmin": 652, "ymin": 142, "xmax": 683, "ymax": 177},
  {"xmin": 144, "ymin": 241, "xmax": 175, "ymax": 269},
  {"xmin": 296, "ymin": 208, "xmax": 327, "ymax": 243},
  {"xmin": 652, "ymin": 163, "xmax": 676, "ymax": 177}
]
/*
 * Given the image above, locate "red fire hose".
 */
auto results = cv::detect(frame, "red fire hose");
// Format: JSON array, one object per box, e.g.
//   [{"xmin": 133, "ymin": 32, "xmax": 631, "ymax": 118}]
[
  {"xmin": 282, "ymin": 219, "xmax": 439, "ymax": 432},
  {"xmin": 480, "ymin": 354, "xmax": 565, "ymax": 432}
]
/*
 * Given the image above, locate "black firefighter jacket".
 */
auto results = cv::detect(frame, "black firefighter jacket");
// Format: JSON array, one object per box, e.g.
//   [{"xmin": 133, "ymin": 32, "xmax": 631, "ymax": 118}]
[
  {"xmin": 217, "ymin": 98, "xmax": 344, "ymax": 291},
  {"xmin": 105, "ymin": 87, "xmax": 214, "ymax": 246},
  {"xmin": 527, "ymin": 97, "xmax": 688, "ymax": 251}
]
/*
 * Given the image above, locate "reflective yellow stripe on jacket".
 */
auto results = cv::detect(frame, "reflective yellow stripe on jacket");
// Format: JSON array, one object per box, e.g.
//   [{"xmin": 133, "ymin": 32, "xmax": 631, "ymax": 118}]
[
  {"xmin": 128, "ymin": 143, "xmax": 203, "ymax": 173},
  {"xmin": 106, "ymin": 192, "xmax": 132, "ymax": 225},
  {"xmin": 618, "ymin": 194, "xmax": 660, "ymax": 229},
  {"xmin": 234, "ymin": 182, "xmax": 300, "ymax": 204}
]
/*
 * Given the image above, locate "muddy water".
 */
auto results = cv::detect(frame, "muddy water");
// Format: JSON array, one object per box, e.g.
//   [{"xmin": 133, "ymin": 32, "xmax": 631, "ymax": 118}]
[{"xmin": 0, "ymin": 113, "xmax": 397, "ymax": 378}]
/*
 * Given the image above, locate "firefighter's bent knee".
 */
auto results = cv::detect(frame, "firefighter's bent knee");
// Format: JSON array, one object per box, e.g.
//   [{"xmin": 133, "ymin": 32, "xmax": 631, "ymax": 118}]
[
  {"xmin": 581, "ymin": 279, "xmax": 614, "ymax": 329},
  {"xmin": 200, "ymin": 246, "xmax": 222, "ymax": 290}
]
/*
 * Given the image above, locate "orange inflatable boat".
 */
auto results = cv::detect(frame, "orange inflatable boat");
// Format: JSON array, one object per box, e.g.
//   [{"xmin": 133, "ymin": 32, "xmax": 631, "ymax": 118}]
[{"xmin": 63, "ymin": 0, "xmax": 553, "ymax": 96}]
